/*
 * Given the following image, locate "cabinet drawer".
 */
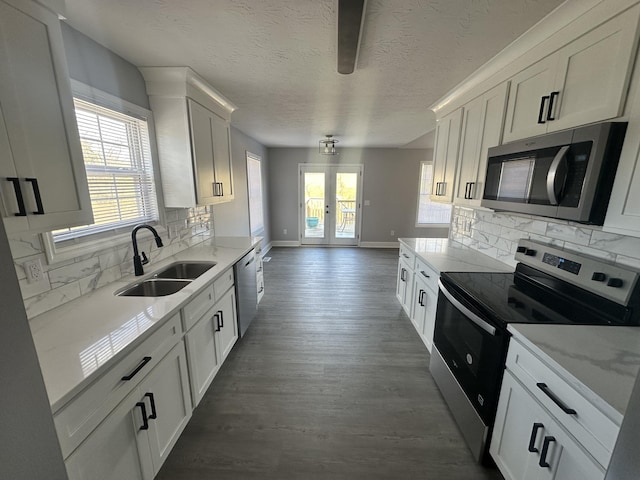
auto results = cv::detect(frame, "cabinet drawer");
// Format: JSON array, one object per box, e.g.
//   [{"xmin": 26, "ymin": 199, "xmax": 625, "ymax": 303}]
[
  {"xmin": 214, "ymin": 267, "xmax": 234, "ymax": 299},
  {"xmin": 54, "ymin": 314, "xmax": 182, "ymax": 459},
  {"xmin": 182, "ymin": 284, "xmax": 215, "ymax": 331},
  {"xmin": 414, "ymin": 258, "xmax": 439, "ymax": 292},
  {"xmin": 399, "ymin": 244, "xmax": 416, "ymax": 270},
  {"xmin": 506, "ymin": 339, "xmax": 619, "ymax": 468}
]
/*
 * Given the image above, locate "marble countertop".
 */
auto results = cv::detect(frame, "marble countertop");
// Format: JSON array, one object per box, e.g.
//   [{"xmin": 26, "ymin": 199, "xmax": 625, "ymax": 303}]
[
  {"xmin": 508, "ymin": 324, "xmax": 640, "ymax": 423},
  {"xmin": 398, "ymin": 237, "xmax": 514, "ymax": 273},
  {"xmin": 29, "ymin": 236, "xmax": 262, "ymax": 412}
]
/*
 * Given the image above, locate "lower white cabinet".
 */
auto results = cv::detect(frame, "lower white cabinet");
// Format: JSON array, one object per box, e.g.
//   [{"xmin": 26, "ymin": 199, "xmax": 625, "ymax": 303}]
[
  {"xmin": 216, "ymin": 287, "xmax": 238, "ymax": 363},
  {"xmin": 396, "ymin": 258, "xmax": 414, "ymax": 316},
  {"xmin": 65, "ymin": 341, "xmax": 192, "ymax": 480},
  {"xmin": 491, "ymin": 371, "xmax": 604, "ymax": 480},
  {"xmin": 410, "ymin": 272, "xmax": 438, "ymax": 352}
]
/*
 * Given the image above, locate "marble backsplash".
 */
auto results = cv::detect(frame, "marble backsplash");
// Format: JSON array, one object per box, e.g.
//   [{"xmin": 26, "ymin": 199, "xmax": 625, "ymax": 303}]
[
  {"xmin": 450, "ymin": 206, "xmax": 640, "ymax": 270},
  {"xmin": 9, "ymin": 206, "xmax": 213, "ymax": 319}
]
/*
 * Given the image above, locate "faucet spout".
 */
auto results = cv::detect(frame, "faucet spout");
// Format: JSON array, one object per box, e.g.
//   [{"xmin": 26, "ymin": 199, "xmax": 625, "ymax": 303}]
[{"xmin": 132, "ymin": 224, "xmax": 164, "ymax": 276}]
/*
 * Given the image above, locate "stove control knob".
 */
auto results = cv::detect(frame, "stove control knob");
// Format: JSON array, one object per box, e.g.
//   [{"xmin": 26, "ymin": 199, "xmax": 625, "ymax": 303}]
[
  {"xmin": 525, "ymin": 248, "xmax": 537, "ymax": 256},
  {"xmin": 607, "ymin": 278, "xmax": 624, "ymax": 288},
  {"xmin": 591, "ymin": 272, "xmax": 606, "ymax": 282},
  {"xmin": 516, "ymin": 246, "xmax": 527, "ymax": 254}
]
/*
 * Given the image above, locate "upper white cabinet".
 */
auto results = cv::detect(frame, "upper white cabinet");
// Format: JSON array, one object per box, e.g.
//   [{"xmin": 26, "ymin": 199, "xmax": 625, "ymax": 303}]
[
  {"xmin": 140, "ymin": 67, "xmax": 237, "ymax": 208},
  {"xmin": 503, "ymin": 5, "xmax": 640, "ymax": 143},
  {"xmin": 455, "ymin": 82, "xmax": 509, "ymax": 205},
  {"xmin": 430, "ymin": 108, "xmax": 463, "ymax": 203},
  {"xmin": 0, "ymin": 0, "xmax": 92, "ymax": 234}
]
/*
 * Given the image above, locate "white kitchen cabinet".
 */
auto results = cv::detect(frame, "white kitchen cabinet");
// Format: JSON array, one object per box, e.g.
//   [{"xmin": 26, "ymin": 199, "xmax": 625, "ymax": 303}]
[
  {"xmin": 455, "ymin": 82, "xmax": 509, "ymax": 205},
  {"xmin": 431, "ymin": 108, "xmax": 463, "ymax": 203},
  {"xmin": 410, "ymin": 269, "xmax": 437, "ymax": 352},
  {"xmin": 396, "ymin": 259, "xmax": 414, "ymax": 316},
  {"xmin": 215, "ymin": 287, "xmax": 238, "ymax": 363},
  {"xmin": 65, "ymin": 341, "xmax": 192, "ymax": 480},
  {"xmin": 140, "ymin": 67, "xmax": 236, "ymax": 208},
  {"xmin": 256, "ymin": 243, "xmax": 265, "ymax": 304},
  {"xmin": 491, "ymin": 371, "xmax": 604, "ymax": 480},
  {"xmin": 503, "ymin": 6, "xmax": 640, "ymax": 143},
  {"xmin": 0, "ymin": 0, "xmax": 92, "ymax": 234}
]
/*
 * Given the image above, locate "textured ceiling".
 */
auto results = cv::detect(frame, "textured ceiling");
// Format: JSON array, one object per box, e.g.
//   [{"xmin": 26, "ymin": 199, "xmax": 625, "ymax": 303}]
[{"xmin": 63, "ymin": 0, "xmax": 565, "ymax": 148}]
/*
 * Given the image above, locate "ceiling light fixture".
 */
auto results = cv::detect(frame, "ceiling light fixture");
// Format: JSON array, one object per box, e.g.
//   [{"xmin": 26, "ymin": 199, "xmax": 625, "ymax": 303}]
[
  {"xmin": 337, "ymin": 0, "xmax": 367, "ymax": 74},
  {"xmin": 319, "ymin": 135, "xmax": 339, "ymax": 155}
]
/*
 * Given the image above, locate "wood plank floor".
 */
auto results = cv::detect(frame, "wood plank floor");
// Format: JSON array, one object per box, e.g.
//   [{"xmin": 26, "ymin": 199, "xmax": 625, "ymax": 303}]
[{"xmin": 157, "ymin": 247, "xmax": 503, "ymax": 480}]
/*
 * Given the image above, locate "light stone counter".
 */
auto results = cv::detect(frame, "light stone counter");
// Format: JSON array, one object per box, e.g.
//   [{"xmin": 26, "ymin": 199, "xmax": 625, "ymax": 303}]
[
  {"xmin": 508, "ymin": 324, "xmax": 640, "ymax": 423},
  {"xmin": 29, "ymin": 236, "xmax": 262, "ymax": 412},
  {"xmin": 398, "ymin": 237, "xmax": 514, "ymax": 273}
]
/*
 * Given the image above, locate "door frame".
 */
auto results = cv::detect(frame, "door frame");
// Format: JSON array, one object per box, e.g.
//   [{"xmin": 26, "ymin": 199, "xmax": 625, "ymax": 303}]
[{"xmin": 298, "ymin": 163, "xmax": 364, "ymax": 246}]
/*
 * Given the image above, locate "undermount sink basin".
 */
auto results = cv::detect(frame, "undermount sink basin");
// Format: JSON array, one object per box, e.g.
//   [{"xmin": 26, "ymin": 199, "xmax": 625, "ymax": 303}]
[
  {"xmin": 115, "ymin": 279, "xmax": 192, "ymax": 297},
  {"xmin": 152, "ymin": 261, "xmax": 217, "ymax": 280}
]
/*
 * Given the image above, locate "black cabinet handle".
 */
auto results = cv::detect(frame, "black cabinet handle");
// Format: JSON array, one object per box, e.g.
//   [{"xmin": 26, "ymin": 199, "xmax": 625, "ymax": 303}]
[
  {"xmin": 214, "ymin": 312, "xmax": 221, "ymax": 332},
  {"xmin": 420, "ymin": 270, "xmax": 430, "ymax": 278},
  {"xmin": 25, "ymin": 178, "xmax": 44, "ymax": 214},
  {"xmin": 6, "ymin": 177, "xmax": 27, "ymax": 216},
  {"xmin": 121, "ymin": 356, "xmax": 152, "ymax": 381},
  {"xmin": 528, "ymin": 422, "xmax": 544, "ymax": 453},
  {"xmin": 218, "ymin": 309, "xmax": 224, "ymax": 328},
  {"xmin": 538, "ymin": 96, "xmax": 549, "ymax": 124},
  {"xmin": 539, "ymin": 436, "xmax": 556, "ymax": 468},
  {"xmin": 402, "ymin": 253, "xmax": 410, "ymax": 259},
  {"xmin": 547, "ymin": 91, "xmax": 559, "ymax": 121},
  {"xmin": 419, "ymin": 290, "xmax": 426, "ymax": 307},
  {"xmin": 144, "ymin": 392, "xmax": 157, "ymax": 420},
  {"xmin": 417, "ymin": 289, "xmax": 424, "ymax": 306},
  {"xmin": 464, "ymin": 182, "xmax": 475, "ymax": 200},
  {"xmin": 400, "ymin": 268, "xmax": 406, "ymax": 282},
  {"xmin": 136, "ymin": 402, "xmax": 149, "ymax": 431},
  {"xmin": 536, "ymin": 383, "xmax": 576, "ymax": 415}
]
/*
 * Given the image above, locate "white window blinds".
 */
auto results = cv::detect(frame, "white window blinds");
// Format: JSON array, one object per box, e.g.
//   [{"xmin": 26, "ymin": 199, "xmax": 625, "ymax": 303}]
[
  {"xmin": 417, "ymin": 162, "xmax": 452, "ymax": 225},
  {"xmin": 53, "ymin": 99, "xmax": 159, "ymax": 242}
]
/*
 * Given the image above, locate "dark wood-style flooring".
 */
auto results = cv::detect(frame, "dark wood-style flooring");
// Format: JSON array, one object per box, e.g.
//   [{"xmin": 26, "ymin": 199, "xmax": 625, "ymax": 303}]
[{"xmin": 157, "ymin": 247, "xmax": 502, "ymax": 479}]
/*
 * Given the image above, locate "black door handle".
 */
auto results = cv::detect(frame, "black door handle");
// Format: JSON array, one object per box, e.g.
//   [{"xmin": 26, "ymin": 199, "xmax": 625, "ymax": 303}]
[
  {"xmin": 419, "ymin": 290, "xmax": 426, "ymax": 307},
  {"xmin": 536, "ymin": 383, "xmax": 576, "ymax": 415},
  {"xmin": 121, "ymin": 356, "xmax": 152, "ymax": 381},
  {"xmin": 538, "ymin": 96, "xmax": 549, "ymax": 124},
  {"xmin": 6, "ymin": 177, "xmax": 27, "ymax": 216},
  {"xmin": 528, "ymin": 422, "xmax": 544, "ymax": 453},
  {"xmin": 25, "ymin": 178, "xmax": 44, "ymax": 214},
  {"xmin": 539, "ymin": 436, "xmax": 556, "ymax": 468},
  {"xmin": 144, "ymin": 392, "xmax": 157, "ymax": 420},
  {"xmin": 136, "ymin": 402, "xmax": 149, "ymax": 431},
  {"xmin": 214, "ymin": 312, "xmax": 221, "ymax": 332},
  {"xmin": 547, "ymin": 91, "xmax": 559, "ymax": 121},
  {"xmin": 218, "ymin": 309, "xmax": 224, "ymax": 328},
  {"xmin": 417, "ymin": 289, "xmax": 424, "ymax": 306}
]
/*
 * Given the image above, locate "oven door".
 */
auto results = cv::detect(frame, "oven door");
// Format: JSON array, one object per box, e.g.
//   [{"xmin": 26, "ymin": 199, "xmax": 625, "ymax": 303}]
[{"xmin": 433, "ymin": 277, "xmax": 508, "ymax": 425}]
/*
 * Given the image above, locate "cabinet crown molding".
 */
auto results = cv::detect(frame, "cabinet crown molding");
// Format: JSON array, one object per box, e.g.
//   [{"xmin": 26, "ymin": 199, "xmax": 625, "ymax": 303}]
[{"xmin": 139, "ymin": 66, "xmax": 237, "ymax": 119}]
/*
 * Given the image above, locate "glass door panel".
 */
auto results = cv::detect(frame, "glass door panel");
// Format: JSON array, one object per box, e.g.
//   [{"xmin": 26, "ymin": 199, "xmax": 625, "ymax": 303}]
[
  {"xmin": 302, "ymin": 170, "xmax": 326, "ymax": 244},
  {"xmin": 334, "ymin": 172, "xmax": 358, "ymax": 240}
]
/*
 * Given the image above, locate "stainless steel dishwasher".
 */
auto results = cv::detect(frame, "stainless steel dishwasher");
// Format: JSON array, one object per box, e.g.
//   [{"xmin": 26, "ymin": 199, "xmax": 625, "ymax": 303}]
[{"xmin": 234, "ymin": 249, "xmax": 258, "ymax": 337}]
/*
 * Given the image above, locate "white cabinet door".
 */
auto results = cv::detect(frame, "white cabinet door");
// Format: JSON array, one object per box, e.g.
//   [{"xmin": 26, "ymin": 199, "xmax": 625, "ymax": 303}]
[
  {"xmin": 431, "ymin": 108, "xmax": 462, "ymax": 203},
  {"xmin": 455, "ymin": 95, "xmax": 484, "ymax": 204},
  {"xmin": 491, "ymin": 372, "xmax": 605, "ymax": 480},
  {"xmin": 0, "ymin": 0, "xmax": 92, "ymax": 234},
  {"xmin": 211, "ymin": 111, "xmax": 234, "ymax": 202},
  {"xmin": 410, "ymin": 275, "xmax": 428, "ymax": 337},
  {"xmin": 503, "ymin": 55, "xmax": 557, "ymax": 143},
  {"xmin": 215, "ymin": 287, "xmax": 238, "ymax": 363},
  {"xmin": 185, "ymin": 308, "xmax": 221, "ymax": 406},
  {"xmin": 421, "ymin": 285, "xmax": 437, "ymax": 353},
  {"xmin": 549, "ymin": 5, "xmax": 640, "ymax": 133},
  {"xmin": 65, "ymin": 388, "xmax": 154, "ymax": 480},
  {"xmin": 139, "ymin": 342, "xmax": 192, "ymax": 473},
  {"xmin": 188, "ymin": 98, "xmax": 218, "ymax": 205},
  {"xmin": 396, "ymin": 259, "xmax": 414, "ymax": 316}
]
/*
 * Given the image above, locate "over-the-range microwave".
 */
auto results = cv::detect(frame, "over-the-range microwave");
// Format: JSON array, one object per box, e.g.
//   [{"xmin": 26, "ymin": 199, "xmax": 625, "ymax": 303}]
[{"xmin": 481, "ymin": 122, "xmax": 627, "ymax": 224}]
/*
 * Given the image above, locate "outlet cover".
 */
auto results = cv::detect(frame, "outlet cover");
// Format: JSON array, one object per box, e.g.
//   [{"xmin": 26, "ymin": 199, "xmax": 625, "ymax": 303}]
[{"xmin": 24, "ymin": 258, "xmax": 44, "ymax": 284}]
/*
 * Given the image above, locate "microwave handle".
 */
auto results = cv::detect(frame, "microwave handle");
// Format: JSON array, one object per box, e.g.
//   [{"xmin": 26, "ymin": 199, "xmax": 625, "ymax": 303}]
[
  {"xmin": 546, "ymin": 145, "xmax": 570, "ymax": 206},
  {"xmin": 438, "ymin": 279, "xmax": 497, "ymax": 336}
]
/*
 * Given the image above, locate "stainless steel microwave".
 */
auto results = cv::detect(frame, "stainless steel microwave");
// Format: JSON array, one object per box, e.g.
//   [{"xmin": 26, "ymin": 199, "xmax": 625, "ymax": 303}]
[{"xmin": 481, "ymin": 122, "xmax": 627, "ymax": 224}]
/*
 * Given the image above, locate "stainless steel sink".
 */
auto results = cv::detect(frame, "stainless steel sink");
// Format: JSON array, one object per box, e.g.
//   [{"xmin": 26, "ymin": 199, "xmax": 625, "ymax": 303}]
[
  {"xmin": 115, "ymin": 279, "xmax": 192, "ymax": 297},
  {"xmin": 152, "ymin": 261, "xmax": 217, "ymax": 280}
]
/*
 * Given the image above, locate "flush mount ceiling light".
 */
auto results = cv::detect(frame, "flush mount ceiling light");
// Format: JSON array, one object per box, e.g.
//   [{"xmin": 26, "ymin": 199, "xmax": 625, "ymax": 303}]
[
  {"xmin": 337, "ymin": 0, "xmax": 367, "ymax": 74},
  {"xmin": 319, "ymin": 135, "xmax": 339, "ymax": 155}
]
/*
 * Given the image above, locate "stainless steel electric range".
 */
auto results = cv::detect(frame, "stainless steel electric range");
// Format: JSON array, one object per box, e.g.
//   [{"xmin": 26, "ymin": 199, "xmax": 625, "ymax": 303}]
[{"xmin": 429, "ymin": 239, "xmax": 640, "ymax": 464}]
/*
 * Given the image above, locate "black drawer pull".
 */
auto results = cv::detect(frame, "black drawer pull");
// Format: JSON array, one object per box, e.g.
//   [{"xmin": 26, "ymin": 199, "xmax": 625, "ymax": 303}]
[
  {"xmin": 121, "ymin": 356, "xmax": 152, "ymax": 381},
  {"xmin": 144, "ymin": 392, "xmax": 157, "ymax": 420},
  {"xmin": 6, "ymin": 177, "xmax": 27, "ymax": 216},
  {"xmin": 402, "ymin": 253, "xmax": 410, "ymax": 259},
  {"xmin": 528, "ymin": 422, "xmax": 544, "ymax": 453},
  {"xmin": 420, "ymin": 270, "xmax": 430, "ymax": 278},
  {"xmin": 136, "ymin": 402, "xmax": 149, "ymax": 431},
  {"xmin": 26, "ymin": 178, "xmax": 44, "ymax": 214},
  {"xmin": 536, "ymin": 383, "xmax": 576, "ymax": 415},
  {"xmin": 539, "ymin": 436, "xmax": 556, "ymax": 468}
]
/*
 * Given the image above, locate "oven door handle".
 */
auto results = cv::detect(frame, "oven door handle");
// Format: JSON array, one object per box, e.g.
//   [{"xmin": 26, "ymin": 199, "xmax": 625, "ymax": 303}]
[{"xmin": 438, "ymin": 279, "xmax": 497, "ymax": 336}]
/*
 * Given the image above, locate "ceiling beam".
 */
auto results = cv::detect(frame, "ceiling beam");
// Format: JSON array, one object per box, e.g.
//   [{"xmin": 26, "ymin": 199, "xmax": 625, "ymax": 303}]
[{"xmin": 337, "ymin": 0, "xmax": 366, "ymax": 75}]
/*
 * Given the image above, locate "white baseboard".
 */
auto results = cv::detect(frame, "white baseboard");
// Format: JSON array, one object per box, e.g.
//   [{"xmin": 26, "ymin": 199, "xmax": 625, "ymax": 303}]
[
  {"xmin": 359, "ymin": 241, "xmax": 399, "ymax": 248},
  {"xmin": 270, "ymin": 240, "xmax": 300, "ymax": 247}
]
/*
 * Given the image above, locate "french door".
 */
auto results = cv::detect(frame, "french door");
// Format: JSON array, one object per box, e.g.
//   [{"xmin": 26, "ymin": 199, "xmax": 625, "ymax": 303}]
[{"xmin": 299, "ymin": 164, "xmax": 363, "ymax": 245}]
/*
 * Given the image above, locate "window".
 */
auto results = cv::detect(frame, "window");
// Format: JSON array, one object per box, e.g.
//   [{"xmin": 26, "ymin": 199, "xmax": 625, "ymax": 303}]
[
  {"xmin": 416, "ymin": 162, "xmax": 452, "ymax": 225},
  {"xmin": 53, "ymin": 97, "xmax": 159, "ymax": 242},
  {"xmin": 246, "ymin": 152, "xmax": 264, "ymax": 235}
]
